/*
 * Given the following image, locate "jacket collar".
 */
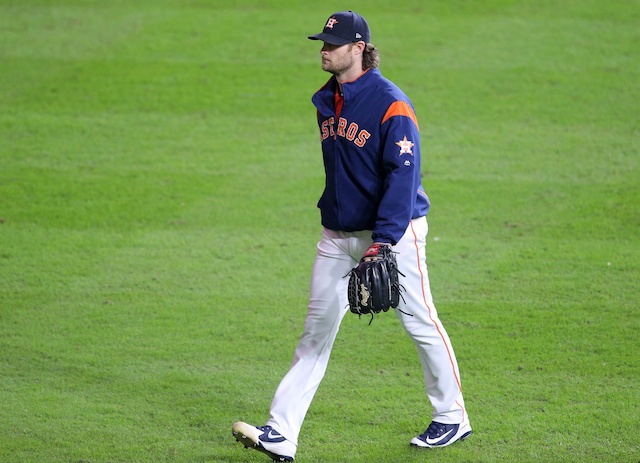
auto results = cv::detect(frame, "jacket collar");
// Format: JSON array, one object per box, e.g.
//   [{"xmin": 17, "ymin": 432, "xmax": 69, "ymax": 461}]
[{"xmin": 313, "ymin": 68, "xmax": 377, "ymax": 116}]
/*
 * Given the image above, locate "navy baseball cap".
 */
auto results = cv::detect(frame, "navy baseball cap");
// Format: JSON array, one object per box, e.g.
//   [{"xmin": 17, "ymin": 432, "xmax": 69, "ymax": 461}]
[{"xmin": 308, "ymin": 11, "xmax": 371, "ymax": 45}]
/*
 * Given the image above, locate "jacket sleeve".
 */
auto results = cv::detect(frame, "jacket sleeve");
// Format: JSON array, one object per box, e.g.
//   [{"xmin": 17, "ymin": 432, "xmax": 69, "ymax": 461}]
[{"xmin": 372, "ymin": 101, "xmax": 422, "ymax": 245}]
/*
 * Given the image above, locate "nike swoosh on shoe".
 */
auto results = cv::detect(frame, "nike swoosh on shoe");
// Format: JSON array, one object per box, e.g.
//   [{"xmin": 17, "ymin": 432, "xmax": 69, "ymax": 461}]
[
  {"xmin": 263, "ymin": 429, "xmax": 286, "ymax": 442},
  {"xmin": 425, "ymin": 426, "xmax": 456, "ymax": 445}
]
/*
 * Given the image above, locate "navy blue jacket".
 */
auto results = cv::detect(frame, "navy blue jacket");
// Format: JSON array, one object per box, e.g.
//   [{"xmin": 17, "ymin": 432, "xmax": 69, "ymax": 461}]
[{"xmin": 312, "ymin": 68, "xmax": 430, "ymax": 245}]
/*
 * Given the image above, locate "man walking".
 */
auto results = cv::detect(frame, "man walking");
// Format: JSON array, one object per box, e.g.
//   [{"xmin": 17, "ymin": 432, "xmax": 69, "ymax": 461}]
[{"xmin": 232, "ymin": 11, "xmax": 471, "ymax": 462}]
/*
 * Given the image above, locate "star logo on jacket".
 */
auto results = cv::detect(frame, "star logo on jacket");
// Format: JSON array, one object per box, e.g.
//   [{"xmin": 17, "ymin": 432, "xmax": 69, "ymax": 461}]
[
  {"xmin": 396, "ymin": 135, "xmax": 414, "ymax": 155},
  {"xmin": 325, "ymin": 17, "xmax": 338, "ymax": 29}
]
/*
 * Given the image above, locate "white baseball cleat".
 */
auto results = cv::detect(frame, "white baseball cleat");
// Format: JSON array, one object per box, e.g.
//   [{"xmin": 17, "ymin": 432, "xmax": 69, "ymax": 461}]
[
  {"xmin": 410, "ymin": 420, "xmax": 472, "ymax": 448},
  {"xmin": 232, "ymin": 421, "xmax": 296, "ymax": 462}
]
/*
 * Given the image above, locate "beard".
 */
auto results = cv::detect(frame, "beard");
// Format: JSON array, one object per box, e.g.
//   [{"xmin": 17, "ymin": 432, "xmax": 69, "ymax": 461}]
[{"xmin": 322, "ymin": 52, "xmax": 355, "ymax": 77}]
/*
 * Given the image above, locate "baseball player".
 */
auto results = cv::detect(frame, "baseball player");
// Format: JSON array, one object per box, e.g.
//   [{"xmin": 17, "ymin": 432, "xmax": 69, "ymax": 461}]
[{"xmin": 232, "ymin": 11, "xmax": 471, "ymax": 462}]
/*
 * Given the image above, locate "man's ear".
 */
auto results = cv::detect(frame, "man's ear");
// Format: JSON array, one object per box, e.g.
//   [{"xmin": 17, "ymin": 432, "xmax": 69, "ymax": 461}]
[{"xmin": 352, "ymin": 41, "xmax": 366, "ymax": 56}]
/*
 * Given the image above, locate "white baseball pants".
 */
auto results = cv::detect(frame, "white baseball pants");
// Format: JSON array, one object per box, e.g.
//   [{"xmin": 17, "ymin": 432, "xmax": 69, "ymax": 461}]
[{"xmin": 266, "ymin": 216, "xmax": 468, "ymax": 446}]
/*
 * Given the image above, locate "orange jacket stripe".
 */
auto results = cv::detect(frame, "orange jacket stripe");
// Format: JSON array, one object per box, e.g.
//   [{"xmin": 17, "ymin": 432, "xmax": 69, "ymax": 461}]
[{"xmin": 381, "ymin": 101, "xmax": 420, "ymax": 131}]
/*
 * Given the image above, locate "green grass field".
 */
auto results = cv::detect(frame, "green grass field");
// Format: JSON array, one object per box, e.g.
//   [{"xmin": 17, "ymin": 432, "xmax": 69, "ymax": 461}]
[{"xmin": 1, "ymin": 1, "xmax": 638, "ymax": 462}]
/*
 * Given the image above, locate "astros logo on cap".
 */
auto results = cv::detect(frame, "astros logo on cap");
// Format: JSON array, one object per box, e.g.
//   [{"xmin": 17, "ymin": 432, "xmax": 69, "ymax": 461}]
[{"xmin": 325, "ymin": 17, "xmax": 338, "ymax": 29}]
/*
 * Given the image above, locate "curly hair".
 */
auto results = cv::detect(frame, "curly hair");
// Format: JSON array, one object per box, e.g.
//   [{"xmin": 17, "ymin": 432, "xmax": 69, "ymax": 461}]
[{"xmin": 362, "ymin": 43, "xmax": 380, "ymax": 70}]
